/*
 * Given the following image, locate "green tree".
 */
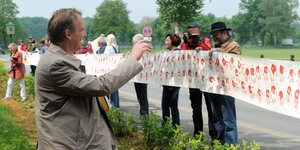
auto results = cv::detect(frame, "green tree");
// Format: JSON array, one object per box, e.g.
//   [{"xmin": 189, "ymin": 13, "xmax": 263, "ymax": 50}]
[
  {"xmin": 93, "ymin": 0, "xmax": 136, "ymax": 45},
  {"xmin": 258, "ymin": 0, "xmax": 299, "ymax": 46},
  {"xmin": 156, "ymin": 0, "xmax": 204, "ymax": 34},
  {"xmin": 231, "ymin": 13, "xmax": 251, "ymax": 45},
  {"xmin": 18, "ymin": 17, "xmax": 48, "ymax": 42},
  {"xmin": 193, "ymin": 13, "xmax": 217, "ymax": 38},
  {"xmin": 238, "ymin": 0, "xmax": 263, "ymax": 45},
  {"xmin": 0, "ymin": 0, "xmax": 19, "ymax": 47},
  {"xmin": 84, "ymin": 17, "xmax": 98, "ymax": 43},
  {"xmin": 152, "ymin": 17, "xmax": 173, "ymax": 49}
]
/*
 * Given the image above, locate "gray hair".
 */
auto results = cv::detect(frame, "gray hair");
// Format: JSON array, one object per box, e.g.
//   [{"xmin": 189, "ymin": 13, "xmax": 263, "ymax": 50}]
[
  {"xmin": 97, "ymin": 36, "xmax": 106, "ymax": 45},
  {"xmin": 132, "ymin": 34, "xmax": 144, "ymax": 45},
  {"xmin": 8, "ymin": 43, "xmax": 18, "ymax": 50}
]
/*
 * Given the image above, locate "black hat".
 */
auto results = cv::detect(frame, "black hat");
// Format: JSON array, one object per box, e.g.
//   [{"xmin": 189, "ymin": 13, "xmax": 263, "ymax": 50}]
[{"xmin": 211, "ymin": 22, "xmax": 232, "ymax": 33}]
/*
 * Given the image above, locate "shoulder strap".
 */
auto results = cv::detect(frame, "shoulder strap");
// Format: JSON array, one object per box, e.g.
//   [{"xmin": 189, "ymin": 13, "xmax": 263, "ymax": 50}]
[{"xmin": 111, "ymin": 45, "xmax": 118, "ymax": 53}]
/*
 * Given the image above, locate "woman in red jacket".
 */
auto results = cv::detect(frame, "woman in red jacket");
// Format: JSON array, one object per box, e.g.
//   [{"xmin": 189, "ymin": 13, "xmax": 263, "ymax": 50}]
[{"xmin": 5, "ymin": 43, "xmax": 26, "ymax": 101}]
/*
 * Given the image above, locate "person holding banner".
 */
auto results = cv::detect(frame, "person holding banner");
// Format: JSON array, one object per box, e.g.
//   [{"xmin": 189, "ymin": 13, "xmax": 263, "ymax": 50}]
[
  {"xmin": 208, "ymin": 21, "xmax": 241, "ymax": 144},
  {"xmin": 181, "ymin": 23, "xmax": 217, "ymax": 139},
  {"xmin": 132, "ymin": 33, "xmax": 149, "ymax": 116},
  {"xmin": 104, "ymin": 34, "xmax": 120, "ymax": 108},
  {"xmin": 35, "ymin": 8, "xmax": 151, "ymax": 150},
  {"xmin": 161, "ymin": 33, "xmax": 182, "ymax": 126},
  {"xmin": 27, "ymin": 36, "xmax": 37, "ymax": 76}
]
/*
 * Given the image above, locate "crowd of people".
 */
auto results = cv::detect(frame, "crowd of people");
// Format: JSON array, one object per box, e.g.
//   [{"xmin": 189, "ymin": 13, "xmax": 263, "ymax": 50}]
[
  {"xmin": 2, "ymin": 8, "xmax": 241, "ymax": 149},
  {"xmin": 69, "ymin": 21, "xmax": 240, "ymax": 146},
  {"xmin": 4, "ymin": 36, "xmax": 51, "ymax": 102}
]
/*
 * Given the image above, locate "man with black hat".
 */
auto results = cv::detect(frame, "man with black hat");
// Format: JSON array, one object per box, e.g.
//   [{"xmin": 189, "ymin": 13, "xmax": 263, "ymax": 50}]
[
  {"xmin": 181, "ymin": 23, "xmax": 217, "ymax": 140},
  {"xmin": 208, "ymin": 21, "xmax": 240, "ymax": 144}
]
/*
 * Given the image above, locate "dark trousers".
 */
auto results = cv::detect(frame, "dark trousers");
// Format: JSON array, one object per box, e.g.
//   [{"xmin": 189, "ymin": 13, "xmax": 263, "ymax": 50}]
[
  {"xmin": 110, "ymin": 90, "xmax": 119, "ymax": 108},
  {"xmin": 208, "ymin": 93, "xmax": 238, "ymax": 144},
  {"xmin": 189, "ymin": 88, "xmax": 217, "ymax": 139},
  {"xmin": 30, "ymin": 65, "xmax": 36, "ymax": 76},
  {"xmin": 134, "ymin": 83, "xmax": 149, "ymax": 116},
  {"xmin": 162, "ymin": 86, "xmax": 180, "ymax": 126}
]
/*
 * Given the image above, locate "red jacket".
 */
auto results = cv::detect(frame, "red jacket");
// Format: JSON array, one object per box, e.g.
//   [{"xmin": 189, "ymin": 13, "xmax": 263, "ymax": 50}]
[
  {"xmin": 181, "ymin": 37, "xmax": 213, "ymax": 51},
  {"xmin": 9, "ymin": 51, "xmax": 25, "ymax": 79}
]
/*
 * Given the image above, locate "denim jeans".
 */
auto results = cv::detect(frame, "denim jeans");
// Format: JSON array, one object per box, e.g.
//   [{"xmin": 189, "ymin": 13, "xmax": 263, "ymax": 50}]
[
  {"xmin": 189, "ymin": 88, "xmax": 217, "ymax": 138},
  {"xmin": 208, "ymin": 93, "xmax": 238, "ymax": 144},
  {"xmin": 161, "ymin": 86, "xmax": 180, "ymax": 126},
  {"xmin": 134, "ymin": 83, "xmax": 149, "ymax": 116},
  {"xmin": 110, "ymin": 90, "xmax": 119, "ymax": 108}
]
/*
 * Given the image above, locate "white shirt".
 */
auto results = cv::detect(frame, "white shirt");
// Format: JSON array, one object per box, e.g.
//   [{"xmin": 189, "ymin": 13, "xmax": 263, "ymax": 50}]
[{"xmin": 104, "ymin": 45, "xmax": 118, "ymax": 54}]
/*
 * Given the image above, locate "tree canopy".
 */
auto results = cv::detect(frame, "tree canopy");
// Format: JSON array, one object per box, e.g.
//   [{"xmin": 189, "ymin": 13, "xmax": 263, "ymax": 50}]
[
  {"xmin": 0, "ymin": 0, "xmax": 19, "ymax": 46},
  {"xmin": 156, "ymin": 0, "xmax": 204, "ymax": 34},
  {"xmin": 93, "ymin": 0, "xmax": 136, "ymax": 44}
]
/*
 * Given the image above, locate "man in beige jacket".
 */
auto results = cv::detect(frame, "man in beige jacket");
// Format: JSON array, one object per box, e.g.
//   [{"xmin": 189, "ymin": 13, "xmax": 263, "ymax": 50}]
[
  {"xmin": 35, "ymin": 8, "xmax": 151, "ymax": 150},
  {"xmin": 208, "ymin": 21, "xmax": 240, "ymax": 145}
]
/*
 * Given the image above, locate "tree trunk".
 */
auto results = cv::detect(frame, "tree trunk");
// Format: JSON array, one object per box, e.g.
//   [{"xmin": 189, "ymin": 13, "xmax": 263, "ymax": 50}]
[
  {"xmin": 261, "ymin": 32, "xmax": 265, "ymax": 46},
  {"xmin": 274, "ymin": 34, "xmax": 277, "ymax": 47},
  {"xmin": 2, "ymin": 29, "xmax": 7, "ymax": 49},
  {"xmin": 174, "ymin": 22, "xmax": 180, "ymax": 35}
]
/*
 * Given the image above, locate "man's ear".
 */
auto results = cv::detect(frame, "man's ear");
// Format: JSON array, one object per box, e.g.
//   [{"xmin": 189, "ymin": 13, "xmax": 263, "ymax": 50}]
[{"xmin": 64, "ymin": 29, "xmax": 71, "ymax": 40}]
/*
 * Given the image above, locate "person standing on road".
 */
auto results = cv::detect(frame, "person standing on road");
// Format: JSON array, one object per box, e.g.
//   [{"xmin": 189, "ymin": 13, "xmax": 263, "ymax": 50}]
[
  {"xmin": 27, "ymin": 36, "xmax": 37, "ymax": 76},
  {"xmin": 132, "ymin": 33, "xmax": 149, "ymax": 116},
  {"xmin": 208, "ymin": 21, "xmax": 240, "ymax": 144},
  {"xmin": 4, "ymin": 43, "xmax": 26, "ymax": 101},
  {"xmin": 181, "ymin": 23, "xmax": 217, "ymax": 139},
  {"xmin": 35, "ymin": 8, "xmax": 151, "ymax": 149},
  {"xmin": 96, "ymin": 35, "xmax": 107, "ymax": 54},
  {"xmin": 104, "ymin": 34, "xmax": 120, "ymax": 108},
  {"xmin": 161, "ymin": 33, "xmax": 181, "ymax": 126}
]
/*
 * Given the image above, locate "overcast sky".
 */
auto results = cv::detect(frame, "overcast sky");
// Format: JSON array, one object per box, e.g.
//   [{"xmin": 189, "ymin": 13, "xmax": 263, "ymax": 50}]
[{"xmin": 13, "ymin": 0, "xmax": 300, "ymax": 23}]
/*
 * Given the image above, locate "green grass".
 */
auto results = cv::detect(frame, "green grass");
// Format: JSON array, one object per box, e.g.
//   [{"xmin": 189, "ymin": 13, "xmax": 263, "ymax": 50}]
[
  {"xmin": 242, "ymin": 48, "xmax": 300, "ymax": 61},
  {"xmin": 0, "ymin": 104, "xmax": 33, "ymax": 150}
]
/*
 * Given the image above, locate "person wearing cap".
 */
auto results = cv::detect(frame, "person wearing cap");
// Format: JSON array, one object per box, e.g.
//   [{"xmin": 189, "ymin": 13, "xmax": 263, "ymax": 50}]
[
  {"xmin": 208, "ymin": 21, "xmax": 240, "ymax": 144},
  {"xmin": 181, "ymin": 23, "xmax": 217, "ymax": 139},
  {"xmin": 27, "ymin": 36, "xmax": 37, "ymax": 76},
  {"xmin": 28, "ymin": 36, "xmax": 36, "ymax": 52}
]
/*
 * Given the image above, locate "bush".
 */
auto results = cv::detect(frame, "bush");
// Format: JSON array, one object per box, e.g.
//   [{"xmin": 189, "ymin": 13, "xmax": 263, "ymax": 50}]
[
  {"xmin": 0, "ymin": 61, "xmax": 7, "ymax": 77},
  {"xmin": 107, "ymin": 108, "xmax": 138, "ymax": 137},
  {"xmin": 107, "ymin": 110, "xmax": 261, "ymax": 150}
]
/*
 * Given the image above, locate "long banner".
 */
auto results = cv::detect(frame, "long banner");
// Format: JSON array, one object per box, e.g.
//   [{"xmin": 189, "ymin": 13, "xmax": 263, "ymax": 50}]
[{"xmin": 24, "ymin": 51, "xmax": 300, "ymax": 119}]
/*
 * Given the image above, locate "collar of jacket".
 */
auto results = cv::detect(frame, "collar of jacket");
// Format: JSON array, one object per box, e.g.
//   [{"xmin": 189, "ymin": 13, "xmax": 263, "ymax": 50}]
[{"xmin": 48, "ymin": 44, "xmax": 82, "ymax": 69}]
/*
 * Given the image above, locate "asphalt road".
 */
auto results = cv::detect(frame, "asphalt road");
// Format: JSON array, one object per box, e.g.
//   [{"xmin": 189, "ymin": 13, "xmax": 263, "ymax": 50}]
[
  {"xmin": 1, "ymin": 54, "xmax": 300, "ymax": 149},
  {"xmin": 118, "ymin": 83, "xmax": 300, "ymax": 150}
]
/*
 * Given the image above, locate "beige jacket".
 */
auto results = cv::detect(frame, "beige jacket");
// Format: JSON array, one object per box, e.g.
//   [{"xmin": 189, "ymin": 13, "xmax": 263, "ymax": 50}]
[
  {"xmin": 35, "ymin": 44, "xmax": 142, "ymax": 150},
  {"xmin": 219, "ymin": 38, "xmax": 241, "ymax": 55}
]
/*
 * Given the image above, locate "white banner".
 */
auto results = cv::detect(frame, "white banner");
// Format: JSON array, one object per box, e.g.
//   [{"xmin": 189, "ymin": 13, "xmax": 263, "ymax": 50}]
[{"xmin": 26, "ymin": 51, "xmax": 300, "ymax": 119}]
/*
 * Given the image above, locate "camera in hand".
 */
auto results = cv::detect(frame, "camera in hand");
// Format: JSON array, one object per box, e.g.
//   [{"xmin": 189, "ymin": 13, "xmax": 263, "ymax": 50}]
[
  {"xmin": 183, "ymin": 32, "xmax": 201, "ymax": 49},
  {"xmin": 12, "ymin": 56, "xmax": 18, "ymax": 61}
]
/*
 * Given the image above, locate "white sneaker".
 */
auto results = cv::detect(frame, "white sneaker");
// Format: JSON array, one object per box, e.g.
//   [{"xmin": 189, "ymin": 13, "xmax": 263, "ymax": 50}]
[
  {"xmin": 21, "ymin": 97, "xmax": 26, "ymax": 102},
  {"xmin": 4, "ymin": 97, "xmax": 11, "ymax": 100}
]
